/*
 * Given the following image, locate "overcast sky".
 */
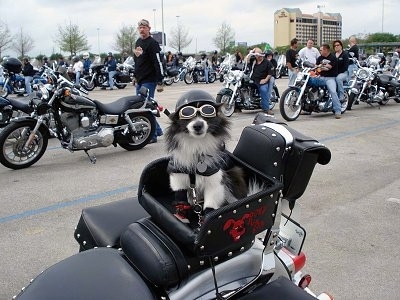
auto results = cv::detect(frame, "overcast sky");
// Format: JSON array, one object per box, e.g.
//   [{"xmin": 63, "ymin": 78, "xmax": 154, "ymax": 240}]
[{"xmin": 1, "ymin": 0, "xmax": 398, "ymax": 57}]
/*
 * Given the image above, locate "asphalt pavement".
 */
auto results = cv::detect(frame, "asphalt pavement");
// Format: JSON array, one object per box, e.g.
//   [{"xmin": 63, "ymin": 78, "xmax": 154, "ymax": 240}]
[{"xmin": 0, "ymin": 78, "xmax": 399, "ymax": 299}]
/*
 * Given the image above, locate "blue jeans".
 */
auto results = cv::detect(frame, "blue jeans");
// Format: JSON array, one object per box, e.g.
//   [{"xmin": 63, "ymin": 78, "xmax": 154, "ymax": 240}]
[
  {"xmin": 336, "ymin": 72, "xmax": 348, "ymax": 101},
  {"xmin": 320, "ymin": 76, "xmax": 341, "ymax": 114},
  {"xmin": 267, "ymin": 76, "xmax": 275, "ymax": 109},
  {"xmin": 347, "ymin": 64, "xmax": 357, "ymax": 82},
  {"xmin": 108, "ymin": 70, "xmax": 116, "ymax": 89},
  {"xmin": 136, "ymin": 82, "xmax": 162, "ymax": 139},
  {"xmin": 204, "ymin": 67, "xmax": 209, "ymax": 83},
  {"xmin": 255, "ymin": 81, "xmax": 271, "ymax": 111},
  {"xmin": 75, "ymin": 71, "xmax": 81, "ymax": 84},
  {"xmin": 24, "ymin": 76, "xmax": 32, "ymax": 94},
  {"xmin": 288, "ymin": 68, "xmax": 298, "ymax": 86}
]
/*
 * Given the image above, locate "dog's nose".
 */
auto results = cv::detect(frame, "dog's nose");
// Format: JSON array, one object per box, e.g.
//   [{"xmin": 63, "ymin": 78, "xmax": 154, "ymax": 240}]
[{"xmin": 192, "ymin": 120, "xmax": 204, "ymax": 133}]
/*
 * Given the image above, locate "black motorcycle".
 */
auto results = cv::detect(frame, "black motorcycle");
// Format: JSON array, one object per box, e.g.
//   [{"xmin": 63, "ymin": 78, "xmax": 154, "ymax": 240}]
[
  {"xmin": 0, "ymin": 57, "xmax": 26, "ymax": 97},
  {"xmin": 81, "ymin": 56, "xmax": 130, "ymax": 91},
  {"xmin": 0, "ymin": 72, "xmax": 159, "ymax": 170},
  {"xmin": 184, "ymin": 59, "xmax": 216, "ymax": 84},
  {"xmin": 13, "ymin": 115, "xmax": 333, "ymax": 300},
  {"xmin": 216, "ymin": 53, "xmax": 280, "ymax": 117}
]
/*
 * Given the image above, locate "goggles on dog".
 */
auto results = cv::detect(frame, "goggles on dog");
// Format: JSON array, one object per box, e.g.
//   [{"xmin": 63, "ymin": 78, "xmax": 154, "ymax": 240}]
[{"xmin": 178, "ymin": 104, "xmax": 217, "ymax": 120}]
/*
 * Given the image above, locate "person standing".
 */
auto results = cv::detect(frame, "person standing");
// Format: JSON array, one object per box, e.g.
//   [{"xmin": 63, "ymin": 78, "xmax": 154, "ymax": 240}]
[
  {"xmin": 105, "ymin": 52, "xmax": 117, "ymax": 90},
  {"xmin": 22, "ymin": 57, "xmax": 36, "ymax": 95},
  {"xmin": 347, "ymin": 36, "xmax": 359, "ymax": 81},
  {"xmin": 298, "ymin": 39, "xmax": 319, "ymax": 65},
  {"xmin": 72, "ymin": 56, "xmax": 84, "ymax": 84},
  {"xmin": 333, "ymin": 40, "xmax": 349, "ymax": 103},
  {"xmin": 249, "ymin": 47, "xmax": 275, "ymax": 115},
  {"xmin": 286, "ymin": 38, "xmax": 299, "ymax": 86},
  {"xmin": 265, "ymin": 50, "xmax": 277, "ymax": 110},
  {"xmin": 199, "ymin": 53, "xmax": 210, "ymax": 84},
  {"xmin": 133, "ymin": 19, "xmax": 164, "ymax": 143},
  {"xmin": 82, "ymin": 52, "xmax": 91, "ymax": 75},
  {"xmin": 316, "ymin": 44, "xmax": 342, "ymax": 119}
]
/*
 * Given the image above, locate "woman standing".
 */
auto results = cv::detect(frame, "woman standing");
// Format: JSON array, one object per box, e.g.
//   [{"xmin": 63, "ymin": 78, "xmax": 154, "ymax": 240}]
[{"xmin": 333, "ymin": 40, "xmax": 349, "ymax": 102}]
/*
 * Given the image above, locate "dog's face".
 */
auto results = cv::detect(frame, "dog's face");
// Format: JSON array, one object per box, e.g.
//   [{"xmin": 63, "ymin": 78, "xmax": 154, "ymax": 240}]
[{"xmin": 165, "ymin": 102, "xmax": 231, "ymax": 152}]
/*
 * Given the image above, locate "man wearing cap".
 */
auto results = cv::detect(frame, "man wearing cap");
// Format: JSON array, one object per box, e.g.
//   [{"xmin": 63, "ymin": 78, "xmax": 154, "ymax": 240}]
[
  {"xmin": 106, "ymin": 52, "xmax": 117, "ymax": 90},
  {"xmin": 134, "ymin": 19, "xmax": 164, "ymax": 143}
]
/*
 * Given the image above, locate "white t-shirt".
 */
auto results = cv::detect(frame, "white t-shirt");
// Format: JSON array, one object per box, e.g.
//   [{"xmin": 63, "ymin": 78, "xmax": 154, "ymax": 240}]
[
  {"xmin": 298, "ymin": 47, "xmax": 320, "ymax": 65},
  {"xmin": 73, "ymin": 61, "xmax": 84, "ymax": 73}
]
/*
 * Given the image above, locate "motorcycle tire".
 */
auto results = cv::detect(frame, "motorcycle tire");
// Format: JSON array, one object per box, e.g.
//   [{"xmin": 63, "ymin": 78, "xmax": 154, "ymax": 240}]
[
  {"xmin": 0, "ymin": 84, "xmax": 9, "ymax": 97},
  {"xmin": 279, "ymin": 87, "xmax": 302, "ymax": 121},
  {"xmin": 118, "ymin": 112, "xmax": 156, "ymax": 151},
  {"xmin": 216, "ymin": 93, "xmax": 235, "ymax": 117},
  {"xmin": 208, "ymin": 73, "xmax": 216, "ymax": 83},
  {"xmin": 276, "ymin": 67, "xmax": 282, "ymax": 79},
  {"xmin": 269, "ymin": 85, "xmax": 280, "ymax": 110},
  {"xmin": 347, "ymin": 93, "xmax": 356, "ymax": 110},
  {"xmin": 164, "ymin": 78, "xmax": 174, "ymax": 86},
  {"xmin": 341, "ymin": 93, "xmax": 349, "ymax": 113},
  {"xmin": 184, "ymin": 73, "xmax": 194, "ymax": 84},
  {"xmin": 0, "ymin": 121, "xmax": 48, "ymax": 169},
  {"xmin": 173, "ymin": 75, "xmax": 180, "ymax": 83},
  {"xmin": 82, "ymin": 76, "xmax": 95, "ymax": 91},
  {"xmin": 115, "ymin": 82, "xmax": 127, "ymax": 89}
]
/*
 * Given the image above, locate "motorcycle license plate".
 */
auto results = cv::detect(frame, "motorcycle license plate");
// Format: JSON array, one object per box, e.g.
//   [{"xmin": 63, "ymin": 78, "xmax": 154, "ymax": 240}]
[{"xmin": 279, "ymin": 214, "xmax": 306, "ymax": 256}]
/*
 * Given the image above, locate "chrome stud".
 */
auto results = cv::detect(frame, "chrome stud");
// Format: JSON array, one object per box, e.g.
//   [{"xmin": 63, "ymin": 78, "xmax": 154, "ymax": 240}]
[
  {"xmin": 272, "ymin": 214, "xmax": 275, "ymax": 217},
  {"xmin": 188, "ymin": 265, "xmax": 191, "ymax": 270},
  {"xmin": 214, "ymin": 257, "xmax": 219, "ymax": 262},
  {"xmin": 200, "ymin": 260, "xmax": 204, "ymax": 265},
  {"xmin": 240, "ymin": 247, "xmax": 245, "ymax": 252},
  {"xmin": 276, "ymin": 147, "xmax": 280, "ymax": 151},
  {"xmin": 272, "ymin": 133, "xmax": 277, "ymax": 137},
  {"xmin": 207, "ymin": 230, "xmax": 212, "ymax": 235},
  {"xmin": 258, "ymin": 199, "xmax": 262, "ymax": 203},
  {"xmin": 76, "ymin": 234, "xmax": 80, "ymax": 238},
  {"xmin": 233, "ymin": 210, "xmax": 237, "ymax": 214},
  {"xmin": 246, "ymin": 204, "xmax": 249, "ymax": 208},
  {"xmin": 273, "ymin": 162, "xmax": 278, "ymax": 167},
  {"xmin": 82, "ymin": 241, "xmax": 86, "ymax": 245},
  {"xmin": 200, "ymin": 245, "xmax": 204, "ymax": 250},
  {"xmin": 228, "ymin": 252, "xmax": 233, "ymax": 257}
]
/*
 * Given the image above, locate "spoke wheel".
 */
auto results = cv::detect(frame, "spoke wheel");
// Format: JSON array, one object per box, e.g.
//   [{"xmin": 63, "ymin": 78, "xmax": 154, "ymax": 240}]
[
  {"xmin": 216, "ymin": 94, "xmax": 235, "ymax": 117},
  {"xmin": 279, "ymin": 88, "xmax": 301, "ymax": 121}
]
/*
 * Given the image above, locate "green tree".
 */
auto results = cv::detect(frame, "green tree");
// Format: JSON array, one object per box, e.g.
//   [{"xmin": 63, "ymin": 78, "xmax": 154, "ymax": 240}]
[
  {"xmin": 55, "ymin": 21, "xmax": 89, "ymax": 57},
  {"xmin": 0, "ymin": 20, "xmax": 12, "ymax": 58},
  {"xmin": 11, "ymin": 27, "xmax": 35, "ymax": 58},
  {"xmin": 213, "ymin": 22, "xmax": 235, "ymax": 54},
  {"xmin": 169, "ymin": 23, "xmax": 192, "ymax": 52},
  {"xmin": 113, "ymin": 25, "xmax": 138, "ymax": 56},
  {"xmin": 365, "ymin": 32, "xmax": 399, "ymax": 43}
]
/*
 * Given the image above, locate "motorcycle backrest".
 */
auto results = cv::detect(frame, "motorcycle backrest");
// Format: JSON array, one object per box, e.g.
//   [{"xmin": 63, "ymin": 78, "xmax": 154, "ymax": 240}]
[
  {"xmin": 234, "ymin": 113, "xmax": 331, "ymax": 202},
  {"xmin": 138, "ymin": 156, "xmax": 282, "ymax": 257}
]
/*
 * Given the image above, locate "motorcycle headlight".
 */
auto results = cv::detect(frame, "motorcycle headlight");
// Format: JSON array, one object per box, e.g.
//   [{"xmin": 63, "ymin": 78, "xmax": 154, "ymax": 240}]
[
  {"xmin": 226, "ymin": 72, "xmax": 235, "ymax": 82},
  {"xmin": 357, "ymin": 69, "xmax": 369, "ymax": 80}
]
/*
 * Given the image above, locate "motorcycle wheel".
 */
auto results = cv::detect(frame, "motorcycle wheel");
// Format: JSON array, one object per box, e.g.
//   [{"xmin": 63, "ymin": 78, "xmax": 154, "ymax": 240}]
[
  {"xmin": 269, "ymin": 86, "xmax": 279, "ymax": 110},
  {"xmin": 173, "ymin": 75, "xmax": 180, "ymax": 83},
  {"xmin": 208, "ymin": 73, "xmax": 216, "ymax": 83},
  {"xmin": 216, "ymin": 94, "xmax": 235, "ymax": 117},
  {"xmin": 341, "ymin": 93, "xmax": 349, "ymax": 113},
  {"xmin": 279, "ymin": 87, "xmax": 301, "ymax": 121},
  {"xmin": 276, "ymin": 67, "xmax": 282, "ymax": 79},
  {"xmin": 164, "ymin": 77, "xmax": 174, "ymax": 86},
  {"xmin": 118, "ymin": 112, "xmax": 155, "ymax": 151},
  {"xmin": 115, "ymin": 82, "xmax": 127, "ymax": 89},
  {"xmin": 184, "ymin": 73, "xmax": 194, "ymax": 84},
  {"xmin": 82, "ymin": 76, "xmax": 95, "ymax": 91},
  {"xmin": 0, "ymin": 121, "xmax": 48, "ymax": 169},
  {"xmin": 0, "ymin": 84, "xmax": 9, "ymax": 97},
  {"xmin": 347, "ymin": 93, "xmax": 356, "ymax": 110}
]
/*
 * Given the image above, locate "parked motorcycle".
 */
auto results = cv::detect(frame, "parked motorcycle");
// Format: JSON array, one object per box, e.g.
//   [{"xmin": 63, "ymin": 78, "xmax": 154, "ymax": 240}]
[
  {"xmin": 279, "ymin": 61, "xmax": 348, "ymax": 121},
  {"xmin": 163, "ymin": 65, "xmax": 181, "ymax": 86},
  {"xmin": 0, "ymin": 57, "xmax": 26, "ymax": 97},
  {"xmin": 184, "ymin": 58, "xmax": 216, "ymax": 84},
  {"xmin": 215, "ymin": 54, "xmax": 236, "ymax": 82},
  {"xmin": 0, "ymin": 72, "xmax": 159, "ymax": 169},
  {"xmin": 13, "ymin": 114, "xmax": 333, "ymax": 300},
  {"xmin": 81, "ymin": 56, "xmax": 130, "ymax": 91},
  {"xmin": 275, "ymin": 54, "xmax": 288, "ymax": 79},
  {"xmin": 216, "ymin": 52, "xmax": 280, "ymax": 117},
  {"xmin": 347, "ymin": 58, "xmax": 400, "ymax": 110}
]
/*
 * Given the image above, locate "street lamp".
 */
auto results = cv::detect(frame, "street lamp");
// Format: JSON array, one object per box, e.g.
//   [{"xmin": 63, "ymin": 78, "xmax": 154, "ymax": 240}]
[
  {"xmin": 381, "ymin": 0, "xmax": 384, "ymax": 32},
  {"xmin": 153, "ymin": 9, "xmax": 156, "ymax": 31},
  {"xmin": 317, "ymin": 5, "xmax": 324, "ymax": 46},
  {"xmin": 97, "ymin": 28, "xmax": 100, "ymax": 55},
  {"xmin": 161, "ymin": 0, "xmax": 165, "ymax": 52}
]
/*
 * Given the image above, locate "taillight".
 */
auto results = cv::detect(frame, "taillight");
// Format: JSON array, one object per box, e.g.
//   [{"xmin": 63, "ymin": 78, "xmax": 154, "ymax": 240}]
[
  {"xmin": 299, "ymin": 274, "xmax": 312, "ymax": 289},
  {"xmin": 292, "ymin": 251, "xmax": 306, "ymax": 273}
]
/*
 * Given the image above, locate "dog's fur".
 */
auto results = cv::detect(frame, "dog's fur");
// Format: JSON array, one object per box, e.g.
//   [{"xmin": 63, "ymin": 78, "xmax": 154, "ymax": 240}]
[{"xmin": 165, "ymin": 102, "xmax": 249, "ymax": 211}]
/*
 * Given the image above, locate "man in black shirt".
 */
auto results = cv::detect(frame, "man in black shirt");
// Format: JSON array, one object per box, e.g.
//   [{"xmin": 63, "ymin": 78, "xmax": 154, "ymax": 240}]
[
  {"xmin": 286, "ymin": 38, "xmax": 299, "ymax": 86},
  {"xmin": 249, "ymin": 47, "xmax": 275, "ymax": 115},
  {"xmin": 134, "ymin": 19, "xmax": 164, "ymax": 143},
  {"xmin": 347, "ymin": 36, "xmax": 359, "ymax": 81},
  {"xmin": 316, "ymin": 44, "xmax": 342, "ymax": 119},
  {"xmin": 22, "ymin": 57, "xmax": 36, "ymax": 94}
]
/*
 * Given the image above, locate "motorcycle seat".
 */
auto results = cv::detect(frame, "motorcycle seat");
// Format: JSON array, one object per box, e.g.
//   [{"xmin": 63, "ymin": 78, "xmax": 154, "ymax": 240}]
[
  {"xmin": 93, "ymin": 95, "xmax": 145, "ymax": 115},
  {"xmin": 15, "ymin": 248, "xmax": 157, "ymax": 300},
  {"xmin": 7, "ymin": 97, "xmax": 34, "ymax": 114},
  {"xmin": 378, "ymin": 74, "xmax": 400, "ymax": 87}
]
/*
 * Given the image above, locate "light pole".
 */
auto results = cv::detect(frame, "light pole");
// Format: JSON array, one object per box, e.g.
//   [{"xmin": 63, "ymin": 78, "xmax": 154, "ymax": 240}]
[
  {"xmin": 97, "ymin": 28, "xmax": 100, "ymax": 55},
  {"xmin": 153, "ymin": 9, "xmax": 156, "ymax": 31},
  {"xmin": 161, "ymin": 0, "xmax": 165, "ymax": 52},
  {"xmin": 381, "ymin": 0, "xmax": 384, "ymax": 32},
  {"xmin": 176, "ymin": 16, "xmax": 180, "ymax": 52},
  {"xmin": 317, "ymin": 5, "xmax": 324, "ymax": 46}
]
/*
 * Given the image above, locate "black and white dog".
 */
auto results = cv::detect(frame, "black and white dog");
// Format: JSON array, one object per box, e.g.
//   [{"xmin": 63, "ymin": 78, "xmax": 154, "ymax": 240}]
[{"xmin": 165, "ymin": 90, "xmax": 249, "ymax": 213}]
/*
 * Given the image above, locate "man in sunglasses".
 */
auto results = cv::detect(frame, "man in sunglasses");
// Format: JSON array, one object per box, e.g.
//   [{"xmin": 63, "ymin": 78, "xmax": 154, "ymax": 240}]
[{"xmin": 134, "ymin": 19, "xmax": 165, "ymax": 143}]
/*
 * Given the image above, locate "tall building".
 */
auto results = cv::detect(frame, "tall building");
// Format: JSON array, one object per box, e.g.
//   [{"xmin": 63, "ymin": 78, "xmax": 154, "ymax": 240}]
[{"xmin": 274, "ymin": 8, "xmax": 342, "ymax": 47}]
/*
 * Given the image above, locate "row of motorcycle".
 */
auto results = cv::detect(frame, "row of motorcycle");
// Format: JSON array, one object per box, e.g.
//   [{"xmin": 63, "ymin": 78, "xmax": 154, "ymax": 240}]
[{"xmin": 0, "ymin": 57, "xmax": 160, "ymax": 170}]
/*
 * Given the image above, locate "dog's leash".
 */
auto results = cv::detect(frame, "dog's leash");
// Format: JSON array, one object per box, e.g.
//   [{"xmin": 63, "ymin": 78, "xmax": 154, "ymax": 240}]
[{"xmin": 188, "ymin": 173, "xmax": 204, "ymax": 227}]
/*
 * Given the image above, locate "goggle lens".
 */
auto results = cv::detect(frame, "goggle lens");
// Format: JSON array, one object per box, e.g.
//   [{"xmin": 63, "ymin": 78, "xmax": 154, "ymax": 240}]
[{"xmin": 179, "ymin": 104, "xmax": 217, "ymax": 120}]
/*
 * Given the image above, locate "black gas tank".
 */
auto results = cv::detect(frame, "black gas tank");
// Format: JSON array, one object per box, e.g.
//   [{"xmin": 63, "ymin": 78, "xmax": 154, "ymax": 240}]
[{"xmin": 59, "ymin": 94, "xmax": 96, "ymax": 112}]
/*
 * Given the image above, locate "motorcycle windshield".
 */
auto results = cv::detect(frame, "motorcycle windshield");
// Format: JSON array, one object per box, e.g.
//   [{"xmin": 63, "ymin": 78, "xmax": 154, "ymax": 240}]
[
  {"xmin": 124, "ymin": 56, "xmax": 134, "ymax": 66},
  {"xmin": 90, "ymin": 56, "xmax": 102, "ymax": 68}
]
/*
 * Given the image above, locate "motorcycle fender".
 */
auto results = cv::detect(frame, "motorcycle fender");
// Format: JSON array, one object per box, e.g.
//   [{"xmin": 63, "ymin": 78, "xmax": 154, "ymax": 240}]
[
  {"xmin": 217, "ymin": 87, "xmax": 233, "ymax": 97},
  {"xmin": 10, "ymin": 117, "xmax": 50, "ymax": 136}
]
